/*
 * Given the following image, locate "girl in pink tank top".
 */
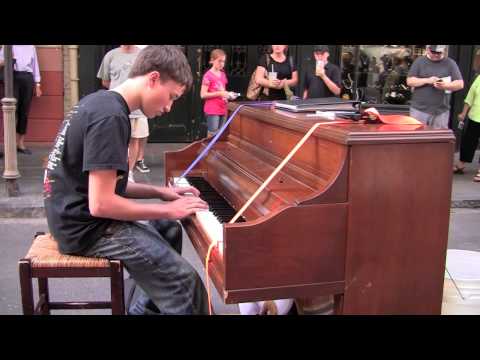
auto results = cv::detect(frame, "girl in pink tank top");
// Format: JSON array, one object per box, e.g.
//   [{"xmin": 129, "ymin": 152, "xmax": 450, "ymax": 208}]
[{"xmin": 200, "ymin": 49, "xmax": 230, "ymax": 136}]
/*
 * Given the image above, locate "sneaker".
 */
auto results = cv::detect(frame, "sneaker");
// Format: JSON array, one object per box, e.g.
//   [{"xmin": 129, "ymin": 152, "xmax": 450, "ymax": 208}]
[
  {"xmin": 136, "ymin": 160, "xmax": 150, "ymax": 173},
  {"xmin": 128, "ymin": 171, "xmax": 135, "ymax": 183}
]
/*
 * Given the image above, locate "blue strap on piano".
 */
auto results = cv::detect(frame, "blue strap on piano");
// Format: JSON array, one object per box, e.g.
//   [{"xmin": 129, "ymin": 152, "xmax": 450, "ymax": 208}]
[{"xmin": 178, "ymin": 102, "xmax": 274, "ymax": 181}]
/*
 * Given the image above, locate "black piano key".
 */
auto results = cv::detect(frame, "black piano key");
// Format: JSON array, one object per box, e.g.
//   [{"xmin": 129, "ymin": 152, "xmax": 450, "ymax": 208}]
[{"xmin": 186, "ymin": 176, "xmax": 246, "ymax": 223}]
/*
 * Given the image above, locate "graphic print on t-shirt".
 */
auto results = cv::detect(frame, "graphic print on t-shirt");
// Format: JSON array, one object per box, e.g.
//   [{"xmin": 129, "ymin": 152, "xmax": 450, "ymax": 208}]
[{"xmin": 43, "ymin": 104, "xmax": 78, "ymax": 199}]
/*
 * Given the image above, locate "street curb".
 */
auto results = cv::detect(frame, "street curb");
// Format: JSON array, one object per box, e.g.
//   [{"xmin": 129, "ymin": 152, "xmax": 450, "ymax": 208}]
[{"xmin": 451, "ymin": 200, "xmax": 480, "ymax": 209}]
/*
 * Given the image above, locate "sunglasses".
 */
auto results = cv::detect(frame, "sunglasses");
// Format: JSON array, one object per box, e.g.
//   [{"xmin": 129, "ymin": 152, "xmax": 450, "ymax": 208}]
[{"xmin": 430, "ymin": 50, "xmax": 443, "ymax": 55}]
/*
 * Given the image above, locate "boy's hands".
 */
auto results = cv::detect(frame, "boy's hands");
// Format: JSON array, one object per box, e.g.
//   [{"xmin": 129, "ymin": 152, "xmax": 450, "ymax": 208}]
[
  {"xmin": 164, "ymin": 196, "xmax": 209, "ymax": 219},
  {"xmin": 160, "ymin": 185, "xmax": 200, "ymax": 201},
  {"xmin": 159, "ymin": 185, "xmax": 208, "ymax": 219}
]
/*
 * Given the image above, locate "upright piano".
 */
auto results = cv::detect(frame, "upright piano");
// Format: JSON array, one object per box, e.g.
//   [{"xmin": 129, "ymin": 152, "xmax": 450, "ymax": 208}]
[{"xmin": 165, "ymin": 103, "xmax": 455, "ymax": 314}]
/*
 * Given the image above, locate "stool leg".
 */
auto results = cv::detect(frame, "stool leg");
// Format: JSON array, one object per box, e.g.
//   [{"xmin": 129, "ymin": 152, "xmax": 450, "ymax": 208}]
[
  {"xmin": 38, "ymin": 278, "xmax": 51, "ymax": 315},
  {"xmin": 19, "ymin": 260, "xmax": 35, "ymax": 315},
  {"xmin": 110, "ymin": 260, "xmax": 125, "ymax": 315}
]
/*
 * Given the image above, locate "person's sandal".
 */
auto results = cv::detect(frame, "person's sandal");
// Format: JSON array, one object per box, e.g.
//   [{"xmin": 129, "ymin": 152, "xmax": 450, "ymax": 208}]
[
  {"xmin": 473, "ymin": 170, "xmax": 480, "ymax": 182},
  {"xmin": 453, "ymin": 165, "xmax": 465, "ymax": 174}
]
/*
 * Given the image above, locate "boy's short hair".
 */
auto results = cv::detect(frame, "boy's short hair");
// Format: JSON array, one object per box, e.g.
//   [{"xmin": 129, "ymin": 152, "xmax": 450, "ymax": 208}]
[{"xmin": 129, "ymin": 45, "xmax": 193, "ymax": 91}]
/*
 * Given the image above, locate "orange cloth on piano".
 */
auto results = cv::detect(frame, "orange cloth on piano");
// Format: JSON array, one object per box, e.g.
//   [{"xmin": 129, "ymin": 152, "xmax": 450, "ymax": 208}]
[{"xmin": 364, "ymin": 107, "xmax": 423, "ymax": 125}]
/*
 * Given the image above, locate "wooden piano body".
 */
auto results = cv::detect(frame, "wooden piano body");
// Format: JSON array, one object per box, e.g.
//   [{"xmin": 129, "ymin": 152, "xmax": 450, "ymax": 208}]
[{"xmin": 165, "ymin": 103, "xmax": 455, "ymax": 314}]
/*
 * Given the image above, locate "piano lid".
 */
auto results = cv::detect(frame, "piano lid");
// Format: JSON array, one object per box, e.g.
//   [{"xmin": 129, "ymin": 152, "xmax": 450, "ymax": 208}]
[{"xmin": 228, "ymin": 103, "xmax": 456, "ymax": 145}]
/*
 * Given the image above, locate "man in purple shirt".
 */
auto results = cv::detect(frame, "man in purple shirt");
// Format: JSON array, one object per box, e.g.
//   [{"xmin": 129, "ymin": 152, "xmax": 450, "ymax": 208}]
[{"xmin": 0, "ymin": 45, "xmax": 42, "ymax": 154}]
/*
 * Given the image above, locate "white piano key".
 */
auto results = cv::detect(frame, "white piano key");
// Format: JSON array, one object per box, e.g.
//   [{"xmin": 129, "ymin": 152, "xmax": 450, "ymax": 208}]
[{"xmin": 174, "ymin": 177, "xmax": 224, "ymax": 252}]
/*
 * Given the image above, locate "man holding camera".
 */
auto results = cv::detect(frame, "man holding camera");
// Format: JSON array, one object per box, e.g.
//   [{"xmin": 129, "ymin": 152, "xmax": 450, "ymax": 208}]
[
  {"xmin": 407, "ymin": 45, "xmax": 464, "ymax": 129},
  {"xmin": 303, "ymin": 45, "xmax": 341, "ymax": 99}
]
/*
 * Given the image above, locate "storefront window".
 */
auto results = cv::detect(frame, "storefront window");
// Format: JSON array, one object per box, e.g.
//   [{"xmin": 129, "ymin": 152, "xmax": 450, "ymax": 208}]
[{"xmin": 340, "ymin": 45, "xmax": 444, "ymax": 105}]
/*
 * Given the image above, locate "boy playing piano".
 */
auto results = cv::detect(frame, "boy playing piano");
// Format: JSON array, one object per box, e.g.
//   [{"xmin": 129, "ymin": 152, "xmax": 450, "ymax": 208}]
[{"xmin": 44, "ymin": 46, "xmax": 210, "ymax": 315}]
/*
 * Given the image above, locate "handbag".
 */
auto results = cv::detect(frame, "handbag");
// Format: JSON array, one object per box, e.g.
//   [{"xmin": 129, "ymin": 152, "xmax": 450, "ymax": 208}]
[{"xmin": 246, "ymin": 54, "xmax": 270, "ymax": 100}]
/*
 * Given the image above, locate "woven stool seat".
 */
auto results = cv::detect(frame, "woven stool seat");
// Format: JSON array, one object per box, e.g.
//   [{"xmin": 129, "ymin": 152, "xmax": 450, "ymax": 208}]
[
  {"xmin": 25, "ymin": 233, "xmax": 110, "ymax": 269},
  {"xmin": 19, "ymin": 232, "xmax": 125, "ymax": 315}
]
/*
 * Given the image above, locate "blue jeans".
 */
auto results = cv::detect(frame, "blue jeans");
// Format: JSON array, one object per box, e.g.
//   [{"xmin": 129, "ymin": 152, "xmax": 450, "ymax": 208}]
[
  {"xmin": 79, "ymin": 219, "xmax": 209, "ymax": 315},
  {"xmin": 206, "ymin": 115, "xmax": 226, "ymax": 134}
]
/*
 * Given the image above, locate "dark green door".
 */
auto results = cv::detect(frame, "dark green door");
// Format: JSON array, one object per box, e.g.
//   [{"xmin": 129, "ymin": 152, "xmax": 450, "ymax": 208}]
[
  {"xmin": 78, "ymin": 45, "xmax": 118, "ymax": 99},
  {"xmin": 149, "ymin": 46, "xmax": 196, "ymax": 143},
  {"xmin": 157, "ymin": 45, "xmax": 259, "ymax": 142},
  {"xmin": 195, "ymin": 45, "xmax": 299, "ymax": 99},
  {"xmin": 80, "ymin": 45, "xmax": 300, "ymax": 143},
  {"xmin": 188, "ymin": 45, "xmax": 300, "ymax": 140},
  {"xmin": 79, "ymin": 45, "xmax": 197, "ymax": 143}
]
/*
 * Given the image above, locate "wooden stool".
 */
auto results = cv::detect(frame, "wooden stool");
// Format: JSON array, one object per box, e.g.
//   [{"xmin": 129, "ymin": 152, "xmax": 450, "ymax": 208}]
[{"xmin": 19, "ymin": 232, "xmax": 125, "ymax": 315}]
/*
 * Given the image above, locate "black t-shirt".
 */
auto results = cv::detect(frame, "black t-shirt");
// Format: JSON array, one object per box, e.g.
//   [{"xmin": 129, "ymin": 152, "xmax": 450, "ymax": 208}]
[
  {"xmin": 258, "ymin": 54, "xmax": 297, "ymax": 100},
  {"xmin": 44, "ymin": 90, "xmax": 131, "ymax": 254},
  {"xmin": 304, "ymin": 62, "xmax": 341, "ymax": 99}
]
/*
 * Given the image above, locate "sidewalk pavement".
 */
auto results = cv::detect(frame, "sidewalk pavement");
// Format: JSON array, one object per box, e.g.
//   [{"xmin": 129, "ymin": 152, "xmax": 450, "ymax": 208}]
[{"xmin": 0, "ymin": 143, "xmax": 478, "ymax": 315}]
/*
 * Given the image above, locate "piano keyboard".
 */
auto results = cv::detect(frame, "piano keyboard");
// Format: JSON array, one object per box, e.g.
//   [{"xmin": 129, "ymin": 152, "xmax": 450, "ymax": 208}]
[{"xmin": 173, "ymin": 177, "xmax": 245, "ymax": 251}]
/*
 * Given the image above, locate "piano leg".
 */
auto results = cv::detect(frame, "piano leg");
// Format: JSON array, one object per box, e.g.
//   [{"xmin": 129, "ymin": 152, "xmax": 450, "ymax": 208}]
[{"xmin": 333, "ymin": 294, "xmax": 344, "ymax": 315}]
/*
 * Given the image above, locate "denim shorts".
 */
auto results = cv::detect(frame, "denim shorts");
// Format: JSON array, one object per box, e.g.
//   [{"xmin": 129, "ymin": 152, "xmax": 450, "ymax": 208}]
[{"xmin": 206, "ymin": 115, "xmax": 226, "ymax": 133}]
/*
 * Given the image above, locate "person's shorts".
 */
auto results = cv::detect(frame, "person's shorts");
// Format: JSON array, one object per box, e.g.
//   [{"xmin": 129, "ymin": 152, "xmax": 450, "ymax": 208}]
[{"xmin": 130, "ymin": 116, "xmax": 150, "ymax": 139}]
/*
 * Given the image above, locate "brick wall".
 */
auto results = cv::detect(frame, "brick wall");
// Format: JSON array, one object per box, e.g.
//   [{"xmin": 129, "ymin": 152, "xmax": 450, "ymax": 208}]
[{"xmin": 1, "ymin": 45, "xmax": 65, "ymax": 143}]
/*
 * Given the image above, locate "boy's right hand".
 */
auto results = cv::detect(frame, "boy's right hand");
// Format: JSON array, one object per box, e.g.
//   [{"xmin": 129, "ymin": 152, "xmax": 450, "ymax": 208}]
[{"xmin": 165, "ymin": 196, "xmax": 209, "ymax": 219}]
